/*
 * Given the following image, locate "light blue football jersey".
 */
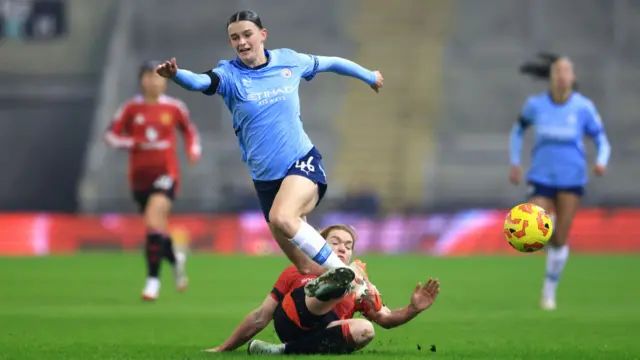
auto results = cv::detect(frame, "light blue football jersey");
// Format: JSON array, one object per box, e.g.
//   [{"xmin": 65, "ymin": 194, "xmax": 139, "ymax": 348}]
[
  {"xmin": 510, "ymin": 92, "xmax": 611, "ymax": 187},
  {"xmin": 207, "ymin": 49, "xmax": 318, "ymax": 181}
]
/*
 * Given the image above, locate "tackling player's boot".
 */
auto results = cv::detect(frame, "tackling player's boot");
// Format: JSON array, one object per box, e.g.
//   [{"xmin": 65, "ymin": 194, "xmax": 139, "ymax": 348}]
[
  {"xmin": 173, "ymin": 251, "xmax": 188, "ymax": 292},
  {"xmin": 304, "ymin": 267, "xmax": 355, "ymax": 300},
  {"xmin": 349, "ymin": 259, "xmax": 370, "ymax": 299},
  {"xmin": 247, "ymin": 340, "xmax": 285, "ymax": 355},
  {"xmin": 141, "ymin": 277, "xmax": 160, "ymax": 301}
]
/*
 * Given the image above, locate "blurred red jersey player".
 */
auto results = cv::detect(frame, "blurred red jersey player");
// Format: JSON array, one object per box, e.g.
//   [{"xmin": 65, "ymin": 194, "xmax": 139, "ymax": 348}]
[{"xmin": 104, "ymin": 60, "xmax": 201, "ymax": 301}]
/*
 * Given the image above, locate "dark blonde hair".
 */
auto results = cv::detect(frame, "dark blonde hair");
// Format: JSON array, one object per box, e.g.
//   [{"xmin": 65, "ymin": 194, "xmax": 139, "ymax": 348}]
[{"xmin": 319, "ymin": 224, "xmax": 357, "ymax": 249}]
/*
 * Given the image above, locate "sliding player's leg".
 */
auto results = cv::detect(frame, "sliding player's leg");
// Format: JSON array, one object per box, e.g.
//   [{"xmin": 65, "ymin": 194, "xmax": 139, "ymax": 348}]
[{"xmin": 248, "ymin": 318, "xmax": 374, "ymax": 355}]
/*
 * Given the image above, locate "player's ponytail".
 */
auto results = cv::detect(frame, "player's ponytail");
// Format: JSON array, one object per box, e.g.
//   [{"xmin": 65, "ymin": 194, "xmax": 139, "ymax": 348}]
[
  {"xmin": 519, "ymin": 52, "xmax": 559, "ymax": 80},
  {"xmin": 519, "ymin": 52, "xmax": 578, "ymax": 90},
  {"xmin": 227, "ymin": 10, "xmax": 264, "ymax": 29}
]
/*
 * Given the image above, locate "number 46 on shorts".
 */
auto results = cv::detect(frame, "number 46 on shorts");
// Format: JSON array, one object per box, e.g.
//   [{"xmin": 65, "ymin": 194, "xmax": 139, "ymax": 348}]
[{"xmin": 294, "ymin": 156, "xmax": 315, "ymax": 175}]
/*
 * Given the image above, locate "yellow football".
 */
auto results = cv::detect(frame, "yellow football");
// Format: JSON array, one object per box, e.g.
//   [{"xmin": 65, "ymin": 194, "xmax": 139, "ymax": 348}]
[{"xmin": 503, "ymin": 203, "xmax": 553, "ymax": 252}]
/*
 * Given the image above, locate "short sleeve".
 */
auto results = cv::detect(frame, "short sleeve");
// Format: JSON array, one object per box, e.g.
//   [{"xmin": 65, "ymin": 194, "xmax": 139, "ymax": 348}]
[
  {"xmin": 109, "ymin": 103, "xmax": 131, "ymax": 134},
  {"xmin": 519, "ymin": 97, "xmax": 536, "ymax": 127},
  {"xmin": 294, "ymin": 52, "xmax": 319, "ymax": 81},
  {"xmin": 202, "ymin": 62, "xmax": 231, "ymax": 97},
  {"xmin": 270, "ymin": 268, "xmax": 293, "ymax": 302},
  {"xmin": 582, "ymin": 100, "xmax": 604, "ymax": 137},
  {"xmin": 173, "ymin": 99, "xmax": 190, "ymax": 123}
]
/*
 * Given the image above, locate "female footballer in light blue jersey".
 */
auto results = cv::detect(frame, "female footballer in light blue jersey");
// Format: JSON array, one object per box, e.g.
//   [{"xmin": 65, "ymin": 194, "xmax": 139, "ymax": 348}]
[
  {"xmin": 509, "ymin": 53, "xmax": 611, "ymax": 310},
  {"xmin": 155, "ymin": 10, "xmax": 384, "ymax": 280}
]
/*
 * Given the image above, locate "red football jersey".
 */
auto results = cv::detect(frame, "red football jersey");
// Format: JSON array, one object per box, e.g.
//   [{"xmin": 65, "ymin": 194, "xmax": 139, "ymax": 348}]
[
  {"xmin": 104, "ymin": 95, "xmax": 201, "ymax": 191},
  {"xmin": 270, "ymin": 266, "xmax": 364, "ymax": 320}
]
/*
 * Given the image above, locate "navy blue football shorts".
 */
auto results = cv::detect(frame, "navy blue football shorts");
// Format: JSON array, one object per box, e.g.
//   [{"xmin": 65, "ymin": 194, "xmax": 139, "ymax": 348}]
[
  {"xmin": 253, "ymin": 147, "xmax": 328, "ymax": 222},
  {"xmin": 527, "ymin": 181, "xmax": 584, "ymax": 199}
]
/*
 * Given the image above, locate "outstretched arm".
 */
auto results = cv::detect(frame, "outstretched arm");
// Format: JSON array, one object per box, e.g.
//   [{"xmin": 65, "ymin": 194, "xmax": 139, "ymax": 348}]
[
  {"xmin": 316, "ymin": 56, "xmax": 378, "ymax": 85},
  {"xmin": 365, "ymin": 278, "xmax": 440, "ymax": 329},
  {"xmin": 171, "ymin": 69, "xmax": 212, "ymax": 92},
  {"xmin": 208, "ymin": 295, "xmax": 278, "ymax": 352},
  {"xmin": 156, "ymin": 57, "xmax": 217, "ymax": 92},
  {"xmin": 366, "ymin": 304, "xmax": 421, "ymax": 329}
]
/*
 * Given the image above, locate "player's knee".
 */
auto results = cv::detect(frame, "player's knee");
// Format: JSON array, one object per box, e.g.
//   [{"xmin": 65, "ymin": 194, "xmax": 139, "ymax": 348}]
[
  {"xmin": 268, "ymin": 208, "xmax": 297, "ymax": 236},
  {"xmin": 144, "ymin": 212, "xmax": 163, "ymax": 230},
  {"xmin": 144, "ymin": 200, "xmax": 169, "ymax": 230},
  {"xmin": 349, "ymin": 319, "xmax": 375, "ymax": 349}
]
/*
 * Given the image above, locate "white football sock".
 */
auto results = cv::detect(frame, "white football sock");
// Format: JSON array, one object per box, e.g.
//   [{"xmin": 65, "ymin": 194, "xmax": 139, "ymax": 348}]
[
  {"xmin": 143, "ymin": 277, "xmax": 160, "ymax": 294},
  {"xmin": 291, "ymin": 221, "xmax": 345, "ymax": 268},
  {"xmin": 542, "ymin": 244, "xmax": 569, "ymax": 300}
]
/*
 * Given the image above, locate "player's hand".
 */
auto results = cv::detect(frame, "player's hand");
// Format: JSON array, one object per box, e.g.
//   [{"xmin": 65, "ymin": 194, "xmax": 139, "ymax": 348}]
[
  {"xmin": 156, "ymin": 58, "xmax": 179, "ymax": 78},
  {"xmin": 188, "ymin": 145, "xmax": 202, "ymax": 164},
  {"xmin": 370, "ymin": 71, "xmax": 384, "ymax": 93},
  {"xmin": 203, "ymin": 346, "xmax": 224, "ymax": 352},
  {"xmin": 593, "ymin": 164, "xmax": 607, "ymax": 176},
  {"xmin": 409, "ymin": 278, "xmax": 440, "ymax": 313},
  {"xmin": 188, "ymin": 154, "xmax": 201, "ymax": 165},
  {"xmin": 509, "ymin": 165, "xmax": 523, "ymax": 185}
]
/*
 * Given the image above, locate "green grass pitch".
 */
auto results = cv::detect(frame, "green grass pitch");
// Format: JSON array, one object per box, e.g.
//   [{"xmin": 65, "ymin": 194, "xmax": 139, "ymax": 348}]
[{"xmin": 1, "ymin": 254, "xmax": 639, "ymax": 359}]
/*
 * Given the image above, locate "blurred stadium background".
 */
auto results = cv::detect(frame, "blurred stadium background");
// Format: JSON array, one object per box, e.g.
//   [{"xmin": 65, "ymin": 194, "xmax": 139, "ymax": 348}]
[
  {"xmin": 2, "ymin": 0, "xmax": 640, "ymax": 257},
  {"xmin": 3, "ymin": 1, "xmax": 640, "ymax": 359}
]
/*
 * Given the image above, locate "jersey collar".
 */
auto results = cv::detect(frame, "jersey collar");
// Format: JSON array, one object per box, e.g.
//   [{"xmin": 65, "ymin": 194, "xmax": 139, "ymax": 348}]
[
  {"xmin": 232, "ymin": 49, "xmax": 271, "ymax": 70},
  {"xmin": 547, "ymin": 90, "xmax": 574, "ymax": 106}
]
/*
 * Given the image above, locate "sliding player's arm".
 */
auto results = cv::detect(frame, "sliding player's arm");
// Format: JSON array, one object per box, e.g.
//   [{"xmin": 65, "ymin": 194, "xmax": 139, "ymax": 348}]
[
  {"xmin": 210, "ymin": 268, "xmax": 295, "ymax": 352},
  {"xmin": 211, "ymin": 295, "xmax": 278, "ymax": 352},
  {"xmin": 364, "ymin": 278, "xmax": 440, "ymax": 329}
]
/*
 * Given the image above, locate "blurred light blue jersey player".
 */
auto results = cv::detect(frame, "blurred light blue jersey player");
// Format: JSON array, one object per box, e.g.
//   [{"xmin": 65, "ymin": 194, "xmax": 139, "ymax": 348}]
[
  {"xmin": 510, "ymin": 91, "xmax": 611, "ymax": 195},
  {"xmin": 512, "ymin": 54, "xmax": 611, "ymax": 312}
]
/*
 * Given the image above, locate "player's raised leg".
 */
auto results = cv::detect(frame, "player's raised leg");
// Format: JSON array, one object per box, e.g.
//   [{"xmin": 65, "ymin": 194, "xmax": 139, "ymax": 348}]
[
  {"xmin": 268, "ymin": 224, "xmax": 322, "ymax": 276},
  {"xmin": 303, "ymin": 267, "xmax": 355, "ymax": 302},
  {"xmin": 269, "ymin": 174, "xmax": 346, "ymax": 272},
  {"xmin": 541, "ymin": 191, "xmax": 579, "ymax": 310}
]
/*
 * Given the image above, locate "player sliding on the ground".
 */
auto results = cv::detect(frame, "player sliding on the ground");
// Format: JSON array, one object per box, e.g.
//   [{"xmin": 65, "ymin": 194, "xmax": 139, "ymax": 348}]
[
  {"xmin": 155, "ymin": 10, "xmax": 384, "ymax": 284},
  {"xmin": 104, "ymin": 61, "xmax": 201, "ymax": 301},
  {"xmin": 205, "ymin": 224, "xmax": 441, "ymax": 355}
]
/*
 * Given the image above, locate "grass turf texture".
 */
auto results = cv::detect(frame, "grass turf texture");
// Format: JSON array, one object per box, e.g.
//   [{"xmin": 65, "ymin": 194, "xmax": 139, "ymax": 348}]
[{"xmin": 1, "ymin": 254, "xmax": 639, "ymax": 359}]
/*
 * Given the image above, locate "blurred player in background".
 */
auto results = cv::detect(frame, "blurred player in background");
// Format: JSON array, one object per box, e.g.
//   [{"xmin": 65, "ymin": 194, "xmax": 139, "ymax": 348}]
[
  {"xmin": 207, "ymin": 224, "xmax": 441, "ymax": 355},
  {"xmin": 509, "ymin": 53, "xmax": 611, "ymax": 310},
  {"xmin": 155, "ymin": 10, "xmax": 384, "ymax": 283},
  {"xmin": 104, "ymin": 61, "xmax": 202, "ymax": 301}
]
